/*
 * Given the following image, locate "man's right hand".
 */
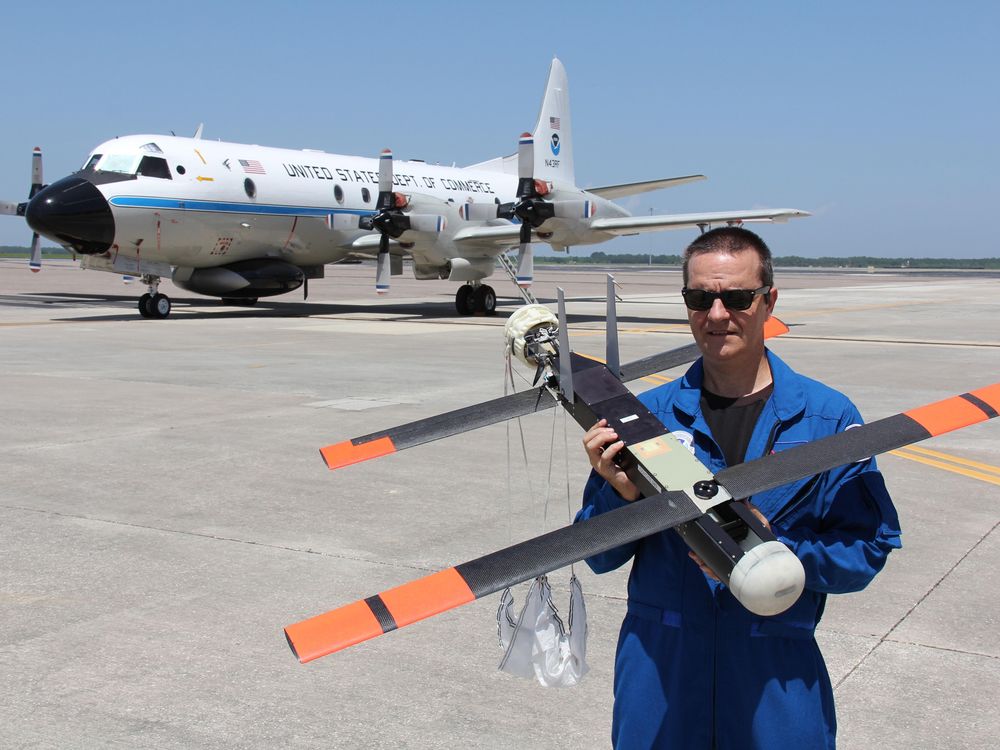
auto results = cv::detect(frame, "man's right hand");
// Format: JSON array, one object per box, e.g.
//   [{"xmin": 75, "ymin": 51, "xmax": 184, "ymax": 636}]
[{"xmin": 582, "ymin": 419, "xmax": 640, "ymax": 501}]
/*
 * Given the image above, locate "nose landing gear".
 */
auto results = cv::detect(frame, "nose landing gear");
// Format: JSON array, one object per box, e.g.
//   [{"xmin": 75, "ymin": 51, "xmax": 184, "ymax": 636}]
[{"xmin": 138, "ymin": 275, "xmax": 171, "ymax": 319}]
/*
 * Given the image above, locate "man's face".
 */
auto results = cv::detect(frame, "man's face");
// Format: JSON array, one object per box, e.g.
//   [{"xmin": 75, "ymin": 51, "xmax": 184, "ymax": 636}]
[{"xmin": 685, "ymin": 249, "xmax": 777, "ymax": 368}]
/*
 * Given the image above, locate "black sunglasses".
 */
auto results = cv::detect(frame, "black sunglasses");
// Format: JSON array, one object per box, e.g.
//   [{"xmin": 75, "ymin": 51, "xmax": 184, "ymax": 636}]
[{"xmin": 681, "ymin": 286, "xmax": 771, "ymax": 312}]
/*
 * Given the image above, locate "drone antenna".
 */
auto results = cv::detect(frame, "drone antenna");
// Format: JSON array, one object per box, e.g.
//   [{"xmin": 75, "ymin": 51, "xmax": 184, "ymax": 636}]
[
  {"xmin": 557, "ymin": 288, "xmax": 574, "ymax": 400},
  {"xmin": 606, "ymin": 274, "xmax": 621, "ymax": 379}
]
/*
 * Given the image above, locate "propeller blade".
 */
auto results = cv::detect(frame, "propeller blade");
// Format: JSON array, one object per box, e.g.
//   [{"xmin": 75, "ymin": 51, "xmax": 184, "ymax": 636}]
[
  {"xmin": 29, "ymin": 147, "xmax": 43, "ymax": 199},
  {"xmin": 552, "ymin": 199, "xmax": 596, "ymax": 220},
  {"xmin": 28, "ymin": 233, "xmax": 41, "ymax": 273},
  {"xmin": 460, "ymin": 203, "xmax": 500, "ymax": 222},
  {"xmin": 515, "ymin": 243, "xmax": 533, "ymax": 287},
  {"xmin": 375, "ymin": 236, "xmax": 390, "ymax": 295},
  {"xmin": 0, "ymin": 201, "xmax": 18, "ymax": 216},
  {"xmin": 377, "ymin": 149, "xmax": 393, "ymax": 207},
  {"xmin": 407, "ymin": 214, "xmax": 447, "ymax": 234},
  {"xmin": 717, "ymin": 382, "xmax": 1000, "ymax": 500},
  {"xmin": 328, "ymin": 213, "xmax": 361, "ymax": 231},
  {"xmin": 517, "ymin": 132, "xmax": 534, "ymax": 182},
  {"xmin": 319, "ymin": 317, "xmax": 792, "ymax": 470},
  {"xmin": 285, "ymin": 488, "xmax": 701, "ymax": 663}
]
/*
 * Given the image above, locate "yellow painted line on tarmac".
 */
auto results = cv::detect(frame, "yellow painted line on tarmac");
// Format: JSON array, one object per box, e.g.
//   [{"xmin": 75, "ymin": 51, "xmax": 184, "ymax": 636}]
[
  {"xmin": 890, "ymin": 448, "xmax": 1000, "ymax": 486},
  {"xmin": 572, "ymin": 351, "xmax": 675, "ymax": 386},
  {"xmin": 899, "ymin": 444, "xmax": 1000, "ymax": 476}
]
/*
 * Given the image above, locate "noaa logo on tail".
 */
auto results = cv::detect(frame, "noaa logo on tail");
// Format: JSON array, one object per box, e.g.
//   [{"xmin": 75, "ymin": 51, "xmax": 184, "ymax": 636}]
[{"xmin": 550, "ymin": 134, "xmax": 561, "ymax": 156}]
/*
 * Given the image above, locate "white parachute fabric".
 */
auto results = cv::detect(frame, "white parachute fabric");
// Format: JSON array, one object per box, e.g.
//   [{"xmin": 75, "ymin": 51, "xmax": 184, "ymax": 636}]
[{"xmin": 497, "ymin": 574, "xmax": 589, "ymax": 687}]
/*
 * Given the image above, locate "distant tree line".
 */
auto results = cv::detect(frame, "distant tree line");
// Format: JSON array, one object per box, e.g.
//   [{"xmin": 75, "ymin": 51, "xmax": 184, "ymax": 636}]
[{"xmin": 538, "ymin": 252, "xmax": 1000, "ymax": 270}]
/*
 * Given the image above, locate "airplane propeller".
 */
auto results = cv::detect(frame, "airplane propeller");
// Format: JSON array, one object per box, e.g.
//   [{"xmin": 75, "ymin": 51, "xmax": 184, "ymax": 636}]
[
  {"xmin": 356, "ymin": 149, "xmax": 447, "ymax": 295},
  {"xmin": 0, "ymin": 147, "xmax": 45, "ymax": 272}
]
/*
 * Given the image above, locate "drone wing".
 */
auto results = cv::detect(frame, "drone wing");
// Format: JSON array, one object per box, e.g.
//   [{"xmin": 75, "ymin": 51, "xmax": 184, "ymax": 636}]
[
  {"xmin": 319, "ymin": 317, "xmax": 789, "ymax": 470},
  {"xmin": 288, "ymin": 382, "xmax": 999, "ymax": 663},
  {"xmin": 285, "ymin": 489, "xmax": 701, "ymax": 663}
]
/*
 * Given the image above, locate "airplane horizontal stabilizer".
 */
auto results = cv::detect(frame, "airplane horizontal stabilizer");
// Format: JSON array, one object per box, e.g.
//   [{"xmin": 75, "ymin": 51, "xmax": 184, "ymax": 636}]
[{"xmin": 586, "ymin": 175, "xmax": 706, "ymax": 200}]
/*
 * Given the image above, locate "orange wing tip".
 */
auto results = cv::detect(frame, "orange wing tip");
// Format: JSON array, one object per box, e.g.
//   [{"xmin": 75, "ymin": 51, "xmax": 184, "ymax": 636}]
[
  {"xmin": 764, "ymin": 316, "xmax": 790, "ymax": 339},
  {"xmin": 904, "ymin": 384, "xmax": 1000, "ymax": 437},
  {"xmin": 970, "ymin": 383, "xmax": 1000, "ymax": 412},
  {"xmin": 320, "ymin": 436, "xmax": 396, "ymax": 470},
  {"xmin": 380, "ymin": 567, "xmax": 475, "ymax": 628},
  {"xmin": 285, "ymin": 599, "xmax": 384, "ymax": 664}
]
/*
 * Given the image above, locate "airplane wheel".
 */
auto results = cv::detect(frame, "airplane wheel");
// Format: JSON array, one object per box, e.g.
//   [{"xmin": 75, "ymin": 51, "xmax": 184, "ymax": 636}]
[
  {"xmin": 455, "ymin": 285, "xmax": 476, "ymax": 316},
  {"xmin": 474, "ymin": 285, "xmax": 497, "ymax": 316},
  {"xmin": 149, "ymin": 293, "xmax": 171, "ymax": 319},
  {"xmin": 138, "ymin": 293, "xmax": 153, "ymax": 318}
]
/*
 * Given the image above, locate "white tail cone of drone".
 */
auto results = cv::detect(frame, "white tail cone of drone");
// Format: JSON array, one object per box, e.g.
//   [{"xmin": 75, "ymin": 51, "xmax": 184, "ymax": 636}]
[{"xmin": 728, "ymin": 541, "xmax": 806, "ymax": 617}]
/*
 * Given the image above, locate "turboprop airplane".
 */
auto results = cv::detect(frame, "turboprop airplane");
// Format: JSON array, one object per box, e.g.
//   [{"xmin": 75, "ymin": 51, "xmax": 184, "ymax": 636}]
[
  {"xmin": 284, "ymin": 285, "xmax": 1000, "ymax": 663},
  {"xmin": 1, "ymin": 59, "xmax": 808, "ymax": 319}
]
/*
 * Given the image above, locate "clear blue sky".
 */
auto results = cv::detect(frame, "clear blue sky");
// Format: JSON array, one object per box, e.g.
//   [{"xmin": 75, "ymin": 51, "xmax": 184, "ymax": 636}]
[{"xmin": 2, "ymin": 1, "xmax": 996, "ymax": 257}]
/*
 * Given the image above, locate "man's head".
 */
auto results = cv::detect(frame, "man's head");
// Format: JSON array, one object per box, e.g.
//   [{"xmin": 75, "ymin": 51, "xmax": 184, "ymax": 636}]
[
  {"xmin": 681, "ymin": 227, "xmax": 778, "ymax": 375},
  {"xmin": 682, "ymin": 226, "xmax": 773, "ymax": 288}
]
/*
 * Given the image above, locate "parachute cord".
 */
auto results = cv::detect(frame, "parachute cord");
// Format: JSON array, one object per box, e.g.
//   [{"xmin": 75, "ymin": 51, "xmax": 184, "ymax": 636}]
[{"xmin": 564, "ymin": 406, "xmax": 576, "ymax": 578}]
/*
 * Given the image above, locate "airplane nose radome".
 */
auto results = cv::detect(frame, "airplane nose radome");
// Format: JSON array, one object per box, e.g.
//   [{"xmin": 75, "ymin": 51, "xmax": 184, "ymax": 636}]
[{"xmin": 26, "ymin": 176, "xmax": 115, "ymax": 254}]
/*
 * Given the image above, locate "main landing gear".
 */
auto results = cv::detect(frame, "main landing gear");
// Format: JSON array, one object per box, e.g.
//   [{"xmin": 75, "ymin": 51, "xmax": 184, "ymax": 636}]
[
  {"xmin": 455, "ymin": 283, "xmax": 497, "ymax": 316},
  {"xmin": 137, "ymin": 274, "xmax": 171, "ymax": 319}
]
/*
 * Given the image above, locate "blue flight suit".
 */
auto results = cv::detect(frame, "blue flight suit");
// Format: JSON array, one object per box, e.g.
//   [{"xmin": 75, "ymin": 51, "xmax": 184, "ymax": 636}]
[{"xmin": 577, "ymin": 350, "xmax": 901, "ymax": 749}]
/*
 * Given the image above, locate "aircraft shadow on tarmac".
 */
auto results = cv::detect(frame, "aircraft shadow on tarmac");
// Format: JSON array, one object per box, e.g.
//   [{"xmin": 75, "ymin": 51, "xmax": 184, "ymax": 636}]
[{"xmin": 21, "ymin": 291, "xmax": 691, "ymax": 326}]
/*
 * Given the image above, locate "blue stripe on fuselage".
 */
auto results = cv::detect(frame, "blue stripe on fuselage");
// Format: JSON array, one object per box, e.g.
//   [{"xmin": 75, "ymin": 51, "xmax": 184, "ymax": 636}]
[{"xmin": 108, "ymin": 196, "xmax": 375, "ymax": 218}]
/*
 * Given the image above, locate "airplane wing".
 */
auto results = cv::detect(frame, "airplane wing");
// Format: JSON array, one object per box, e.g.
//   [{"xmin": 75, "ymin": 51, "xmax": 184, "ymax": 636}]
[
  {"xmin": 287, "ymin": 381, "xmax": 1000, "ymax": 662},
  {"xmin": 586, "ymin": 175, "xmax": 706, "ymax": 199},
  {"xmin": 589, "ymin": 208, "xmax": 810, "ymax": 236},
  {"xmin": 451, "ymin": 208, "xmax": 810, "ymax": 250}
]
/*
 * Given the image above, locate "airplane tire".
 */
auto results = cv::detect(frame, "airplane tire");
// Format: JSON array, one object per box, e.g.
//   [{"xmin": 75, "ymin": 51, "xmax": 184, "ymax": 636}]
[
  {"xmin": 474, "ymin": 285, "xmax": 497, "ymax": 316},
  {"xmin": 149, "ymin": 293, "xmax": 171, "ymax": 319},
  {"xmin": 455, "ymin": 285, "xmax": 476, "ymax": 316},
  {"xmin": 138, "ymin": 293, "xmax": 153, "ymax": 318}
]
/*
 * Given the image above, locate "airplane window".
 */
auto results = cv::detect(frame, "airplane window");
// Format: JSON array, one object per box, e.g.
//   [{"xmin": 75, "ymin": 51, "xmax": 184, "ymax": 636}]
[
  {"xmin": 176, "ymin": 165, "xmax": 186, "ymax": 175},
  {"xmin": 361, "ymin": 187, "xmax": 371, "ymax": 203},
  {"xmin": 137, "ymin": 156, "xmax": 172, "ymax": 179},
  {"xmin": 81, "ymin": 154, "xmax": 102, "ymax": 171},
  {"xmin": 244, "ymin": 178, "xmax": 256, "ymax": 198},
  {"xmin": 334, "ymin": 184, "xmax": 344, "ymax": 204},
  {"xmin": 140, "ymin": 142, "xmax": 164, "ymax": 154},
  {"xmin": 98, "ymin": 154, "xmax": 142, "ymax": 175}
]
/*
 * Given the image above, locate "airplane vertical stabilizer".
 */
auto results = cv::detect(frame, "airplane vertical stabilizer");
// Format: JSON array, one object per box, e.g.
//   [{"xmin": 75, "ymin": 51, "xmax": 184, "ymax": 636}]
[{"xmin": 531, "ymin": 58, "xmax": 574, "ymax": 186}]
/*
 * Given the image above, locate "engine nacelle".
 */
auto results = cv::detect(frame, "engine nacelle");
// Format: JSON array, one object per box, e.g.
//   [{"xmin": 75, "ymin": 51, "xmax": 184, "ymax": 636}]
[
  {"xmin": 446, "ymin": 257, "xmax": 495, "ymax": 282},
  {"xmin": 172, "ymin": 258, "xmax": 304, "ymax": 299}
]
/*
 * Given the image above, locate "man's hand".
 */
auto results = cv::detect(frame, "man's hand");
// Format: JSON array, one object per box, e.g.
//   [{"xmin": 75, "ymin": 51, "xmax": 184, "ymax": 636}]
[
  {"xmin": 582, "ymin": 419, "xmax": 640, "ymax": 501},
  {"xmin": 688, "ymin": 501, "xmax": 772, "ymax": 580}
]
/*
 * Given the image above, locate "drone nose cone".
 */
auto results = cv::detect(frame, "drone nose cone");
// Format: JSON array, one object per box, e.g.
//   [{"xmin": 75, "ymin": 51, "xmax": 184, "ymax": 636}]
[{"xmin": 26, "ymin": 176, "xmax": 115, "ymax": 254}]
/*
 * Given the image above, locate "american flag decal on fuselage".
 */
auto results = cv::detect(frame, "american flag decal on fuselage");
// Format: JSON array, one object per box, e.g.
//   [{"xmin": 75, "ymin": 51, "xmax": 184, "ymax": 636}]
[{"xmin": 239, "ymin": 159, "xmax": 266, "ymax": 174}]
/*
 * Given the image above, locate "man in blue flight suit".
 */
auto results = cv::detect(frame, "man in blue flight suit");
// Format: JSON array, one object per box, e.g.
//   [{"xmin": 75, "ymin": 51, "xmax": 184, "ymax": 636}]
[{"xmin": 577, "ymin": 227, "xmax": 902, "ymax": 749}]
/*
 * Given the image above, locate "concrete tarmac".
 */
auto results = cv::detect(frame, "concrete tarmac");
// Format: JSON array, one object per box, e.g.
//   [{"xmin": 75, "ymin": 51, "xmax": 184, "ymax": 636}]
[{"xmin": 1, "ymin": 259, "xmax": 997, "ymax": 748}]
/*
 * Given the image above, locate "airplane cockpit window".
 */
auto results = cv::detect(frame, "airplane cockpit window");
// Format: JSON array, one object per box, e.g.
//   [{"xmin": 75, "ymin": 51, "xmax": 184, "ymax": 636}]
[
  {"xmin": 140, "ymin": 142, "xmax": 164, "ymax": 154},
  {"xmin": 137, "ymin": 155, "xmax": 172, "ymax": 179},
  {"xmin": 81, "ymin": 154, "xmax": 103, "ymax": 171},
  {"xmin": 97, "ymin": 154, "xmax": 142, "ymax": 175}
]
